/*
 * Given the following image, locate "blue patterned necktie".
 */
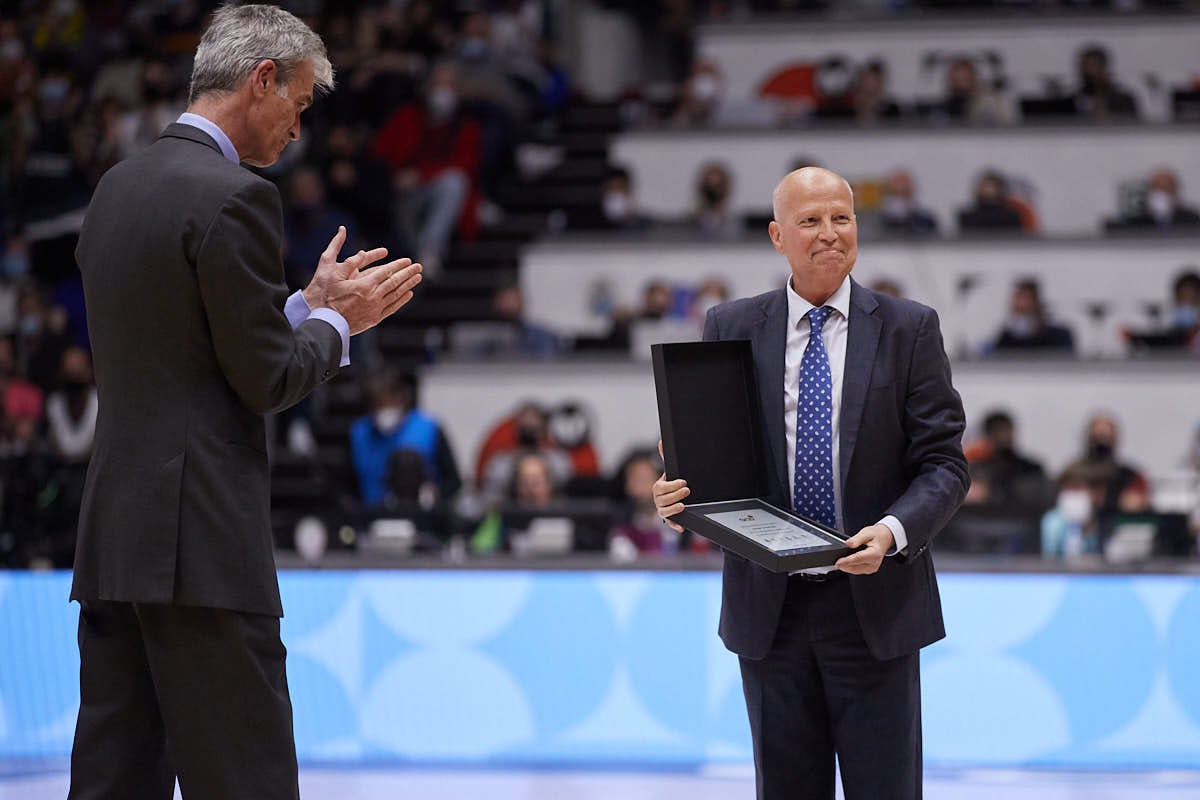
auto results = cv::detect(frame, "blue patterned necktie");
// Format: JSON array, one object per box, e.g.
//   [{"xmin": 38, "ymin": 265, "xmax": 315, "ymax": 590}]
[{"xmin": 793, "ymin": 306, "xmax": 837, "ymax": 529}]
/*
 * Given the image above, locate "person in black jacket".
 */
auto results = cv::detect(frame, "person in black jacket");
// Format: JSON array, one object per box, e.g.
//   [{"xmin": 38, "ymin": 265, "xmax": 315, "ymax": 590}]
[
  {"xmin": 992, "ymin": 278, "xmax": 1075, "ymax": 354},
  {"xmin": 68, "ymin": 6, "xmax": 422, "ymax": 799}
]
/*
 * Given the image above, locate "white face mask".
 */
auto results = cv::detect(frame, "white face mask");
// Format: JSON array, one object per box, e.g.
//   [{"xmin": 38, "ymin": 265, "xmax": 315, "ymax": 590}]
[
  {"xmin": 1146, "ymin": 189, "xmax": 1174, "ymax": 221},
  {"xmin": 883, "ymin": 196, "xmax": 911, "ymax": 219},
  {"xmin": 694, "ymin": 293, "xmax": 723, "ymax": 318},
  {"xmin": 427, "ymin": 87, "xmax": 458, "ymax": 119},
  {"xmin": 691, "ymin": 74, "xmax": 720, "ymax": 102},
  {"xmin": 1004, "ymin": 313, "xmax": 1037, "ymax": 338},
  {"xmin": 603, "ymin": 192, "xmax": 630, "ymax": 221},
  {"xmin": 0, "ymin": 39, "xmax": 23, "ymax": 62},
  {"xmin": 373, "ymin": 407, "xmax": 404, "ymax": 433},
  {"xmin": 1057, "ymin": 489, "xmax": 1093, "ymax": 524}
]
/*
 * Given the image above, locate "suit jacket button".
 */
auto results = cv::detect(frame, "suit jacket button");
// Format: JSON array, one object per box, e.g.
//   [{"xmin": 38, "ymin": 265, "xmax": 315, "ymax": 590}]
[{"xmin": 322, "ymin": 370, "xmax": 332, "ymax": 380}]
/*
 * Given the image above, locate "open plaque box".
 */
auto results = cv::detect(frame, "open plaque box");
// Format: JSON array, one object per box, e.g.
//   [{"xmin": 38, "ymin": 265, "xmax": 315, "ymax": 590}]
[{"xmin": 651, "ymin": 340, "xmax": 855, "ymax": 573}]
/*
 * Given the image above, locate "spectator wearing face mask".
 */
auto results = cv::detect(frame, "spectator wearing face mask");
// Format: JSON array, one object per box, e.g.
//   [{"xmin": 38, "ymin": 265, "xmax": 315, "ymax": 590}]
[
  {"xmin": 992, "ymin": 278, "xmax": 1075, "ymax": 354},
  {"xmin": 475, "ymin": 401, "xmax": 575, "ymax": 500},
  {"xmin": 880, "ymin": 169, "xmax": 938, "ymax": 237},
  {"xmin": 371, "ymin": 61, "xmax": 483, "ymax": 277},
  {"xmin": 688, "ymin": 278, "xmax": 730, "ymax": 325},
  {"xmin": 1062, "ymin": 413, "xmax": 1150, "ymax": 516},
  {"xmin": 691, "ymin": 161, "xmax": 741, "ymax": 240},
  {"xmin": 1040, "ymin": 461, "xmax": 1107, "ymax": 560},
  {"xmin": 14, "ymin": 287, "xmax": 71, "ymax": 391},
  {"xmin": 1120, "ymin": 169, "xmax": 1200, "ymax": 230},
  {"xmin": 600, "ymin": 166, "xmax": 651, "ymax": 231},
  {"xmin": 349, "ymin": 369, "xmax": 461, "ymax": 507},
  {"xmin": 671, "ymin": 59, "xmax": 722, "ymax": 128},
  {"xmin": 1167, "ymin": 270, "xmax": 1200, "ymax": 343}
]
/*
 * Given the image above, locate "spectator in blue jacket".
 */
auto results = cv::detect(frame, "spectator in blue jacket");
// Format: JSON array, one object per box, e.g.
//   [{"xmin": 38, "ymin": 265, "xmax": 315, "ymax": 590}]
[{"xmin": 350, "ymin": 369, "xmax": 461, "ymax": 507}]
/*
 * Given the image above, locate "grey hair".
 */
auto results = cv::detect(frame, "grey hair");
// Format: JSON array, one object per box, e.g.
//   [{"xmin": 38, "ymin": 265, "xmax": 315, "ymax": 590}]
[
  {"xmin": 772, "ymin": 167, "xmax": 854, "ymax": 220},
  {"xmin": 189, "ymin": 4, "xmax": 334, "ymax": 104}
]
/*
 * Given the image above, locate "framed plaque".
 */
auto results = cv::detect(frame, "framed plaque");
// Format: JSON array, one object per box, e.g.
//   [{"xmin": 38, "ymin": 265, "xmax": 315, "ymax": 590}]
[{"xmin": 651, "ymin": 340, "xmax": 856, "ymax": 572}]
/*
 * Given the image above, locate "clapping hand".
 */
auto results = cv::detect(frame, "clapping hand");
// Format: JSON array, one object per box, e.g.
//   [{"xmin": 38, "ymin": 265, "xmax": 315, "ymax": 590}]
[{"xmin": 303, "ymin": 226, "xmax": 422, "ymax": 335}]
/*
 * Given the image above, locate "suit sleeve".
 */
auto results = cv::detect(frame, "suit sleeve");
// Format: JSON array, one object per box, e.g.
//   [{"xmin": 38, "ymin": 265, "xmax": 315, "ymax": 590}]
[
  {"xmin": 702, "ymin": 306, "xmax": 721, "ymax": 342},
  {"xmin": 886, "ymin": 307, "xmax": 970, "ymax": 558},
  {"xmin": 195, "ymin": 180, "xmax": 341, "ymax": 415}
]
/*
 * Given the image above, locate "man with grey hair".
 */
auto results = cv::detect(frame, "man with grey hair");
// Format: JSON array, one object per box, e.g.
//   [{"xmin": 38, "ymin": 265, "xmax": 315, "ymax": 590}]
[{"xmin": 68, "ymin": 6, "xmax": 422, "ymax": 798}]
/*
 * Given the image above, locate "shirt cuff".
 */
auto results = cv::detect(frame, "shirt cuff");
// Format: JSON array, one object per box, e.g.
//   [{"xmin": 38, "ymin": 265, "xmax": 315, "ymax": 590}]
[
  {"xmin": 878, "ymin": 515, "xmax": 908, "ymax": 556},
  {"xmin": 284, "ymin": 290, "xmax": 311, "ymax": 330},
  {"xmin": 307, "ymin": 308, "xmax": 351, "ymax": 367}
]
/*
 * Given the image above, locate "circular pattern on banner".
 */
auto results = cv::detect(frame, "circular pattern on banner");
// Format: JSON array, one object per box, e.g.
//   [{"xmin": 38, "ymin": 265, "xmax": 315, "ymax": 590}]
[
  {"xmin": 287, "ymin": 653, "xmax": 357, "ymax": 749},
  {"xmin": 1015, "ymin": 578, "xmax": 1156, "ymax": 744},
  {"xmin": 1165, "ymin": 583, "xmax": 1200, "ymax": 728},
  {"xmin": 923, "ymin": 654, "xmax": 1071, "ymax": 762},
  {"xmin": 938, "ymin": 575, "xmax": 1070, "ymax": 651},
  {"xmin": 360, "ymin": 650, "xmax": 535, "ymax": 757},
  {"xmin": 278, "ymin": 572, "xmax": 354, "ymax": 638},
  {"xmin": 0, "ymin": 576, "xmax": 79, "ymax": 747},
  {"xmin": 626, "ymin": 576, "xmax": 710, "ymax": 737},
  {"xmin": 361, "ymin": 573, "xmax": 533, "ymax": 645},
  {"xmin": 483, "ymin": 575, "xmax": 618, "ymax": 736}
]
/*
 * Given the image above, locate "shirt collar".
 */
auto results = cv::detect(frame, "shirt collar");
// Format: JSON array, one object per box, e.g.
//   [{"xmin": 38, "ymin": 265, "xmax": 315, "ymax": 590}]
[
  {"xmin": 786, "ymin": 274, "xmax": 852, "ymax": 330},
  {"xmin": 176, "ymin": 112, "xmax": 240, "ymax": 164}
]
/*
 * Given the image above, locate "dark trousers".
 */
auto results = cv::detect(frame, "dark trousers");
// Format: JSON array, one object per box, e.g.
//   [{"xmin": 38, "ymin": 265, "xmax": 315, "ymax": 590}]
[
  {"xmin": 68, "ymin": 600, "xmax": 299, "ymax": 800},
  {"xmin": 739, "ymin": 576, "xmax": 922, "ymax": 800}
]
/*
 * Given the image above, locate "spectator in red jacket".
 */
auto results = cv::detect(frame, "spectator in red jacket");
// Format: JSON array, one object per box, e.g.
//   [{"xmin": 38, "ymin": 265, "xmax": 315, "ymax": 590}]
[{"xmin": 371, "ymin": 62, "xmax": 482, "ymax": 277}]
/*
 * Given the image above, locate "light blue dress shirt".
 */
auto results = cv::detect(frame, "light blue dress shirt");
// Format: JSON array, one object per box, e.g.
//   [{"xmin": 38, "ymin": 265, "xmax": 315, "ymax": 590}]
[{"xmin": 176, "ymin": 112, "xmax": 350, "ymax": 367}]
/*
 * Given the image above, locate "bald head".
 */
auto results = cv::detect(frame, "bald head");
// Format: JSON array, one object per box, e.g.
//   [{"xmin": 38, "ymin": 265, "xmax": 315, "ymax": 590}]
[
  {"xmin": 768, "ymin": 167, "xmax": 859, "ymax": 306},
  {"xmin": 772, "ymin": 167, "xmax": 854, "ymax": 221}
]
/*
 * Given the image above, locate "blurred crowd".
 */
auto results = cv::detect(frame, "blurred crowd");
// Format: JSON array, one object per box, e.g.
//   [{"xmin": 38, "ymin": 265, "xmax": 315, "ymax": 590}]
[
  {"xmin": 0, "ymin": 0, "xmax": 570, "ymax": 566},
  {"xmin": 1, "ymin": 1, "xmax": 1198, "ymax": 567},
  {"xmin": 596, "ymin": 161, "xmax": 1200, "ymax": 239}
]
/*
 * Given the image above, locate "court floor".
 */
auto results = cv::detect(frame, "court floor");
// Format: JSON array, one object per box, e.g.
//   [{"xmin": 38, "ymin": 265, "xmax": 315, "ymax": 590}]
[{"xmin": 4, "ymin": 764, "xmax": 1200, "ymax": 799}]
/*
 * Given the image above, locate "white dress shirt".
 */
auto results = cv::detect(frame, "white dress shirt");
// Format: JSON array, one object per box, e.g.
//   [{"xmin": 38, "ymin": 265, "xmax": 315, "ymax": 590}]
[{"xmin": 784, "ymin": 275, "xmax": 907, "ymax": 573}]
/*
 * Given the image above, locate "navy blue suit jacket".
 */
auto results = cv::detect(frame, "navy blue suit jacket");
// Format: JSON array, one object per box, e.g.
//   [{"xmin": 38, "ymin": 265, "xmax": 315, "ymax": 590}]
[{"xmin": 703, "ymin": 278, "xmax": 969, "ymax": 661}]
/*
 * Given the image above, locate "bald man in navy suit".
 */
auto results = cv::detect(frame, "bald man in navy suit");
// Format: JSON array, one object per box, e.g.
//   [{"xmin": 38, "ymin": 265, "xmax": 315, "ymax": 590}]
[{"xmin": 655, "ymin": 168, "xmax": 968, "ymax": 800}]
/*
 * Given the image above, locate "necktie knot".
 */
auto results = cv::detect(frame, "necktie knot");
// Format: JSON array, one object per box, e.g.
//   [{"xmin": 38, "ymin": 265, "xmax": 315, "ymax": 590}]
[{"xmin": 807, "ymin": 306, "xmax": 832, "ymax": 336}]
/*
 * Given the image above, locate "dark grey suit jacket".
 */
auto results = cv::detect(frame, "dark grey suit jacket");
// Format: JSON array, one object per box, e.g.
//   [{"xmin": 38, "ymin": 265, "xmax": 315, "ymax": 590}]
[
  {"xmin": 704, "ymin": 279, "xmax": 969, "ymax": 661},
  {"xmin": 71, "ymin": 124, "xmax": 342, "ymax": 616}
]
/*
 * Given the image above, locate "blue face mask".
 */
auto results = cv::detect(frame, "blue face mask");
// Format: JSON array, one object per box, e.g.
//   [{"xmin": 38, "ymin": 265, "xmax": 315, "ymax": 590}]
[
  {"xmin": 18, "ymin": 315, "xmax": 41, "ymax": 337},
  {"xmin": 459, "ymin": 38, "xmax": 487, "ymax": 59},
  {"xmin": 1172, "ymin": 305, "xmax": 1199, "ymax": 328},
  {"xmin": 39, "ymin": 77, "xmax": 70, "ymax": 104},
  {"xmin": 2, "ymin": 250, "xmax": 28, "ymax": 278}
]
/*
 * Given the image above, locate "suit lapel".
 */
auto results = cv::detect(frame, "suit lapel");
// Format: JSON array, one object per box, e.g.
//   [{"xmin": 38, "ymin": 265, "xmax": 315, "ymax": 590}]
[
  {"xmin": 839, "ymin": 279, "xmax": 881, "ymax": 490},
  {"xmin": 752, "ymin": 289, "xmax": 789, "ymax": 500}
]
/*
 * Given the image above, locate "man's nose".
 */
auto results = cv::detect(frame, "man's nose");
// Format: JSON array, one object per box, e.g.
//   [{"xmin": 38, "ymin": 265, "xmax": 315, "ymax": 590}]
[{"xmin": 817, "ymin": 220, "xmax": 837, "ymax": 240}]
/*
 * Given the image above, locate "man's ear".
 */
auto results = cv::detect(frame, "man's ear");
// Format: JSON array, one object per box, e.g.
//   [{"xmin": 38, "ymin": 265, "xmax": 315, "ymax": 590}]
[
  {"xmin": 768, "ymin": 220, "xmax": 784, "ymax": 253},
  {"xmin": 249, "ymin": 58, "xmax": 276, "ymax": 97}
]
